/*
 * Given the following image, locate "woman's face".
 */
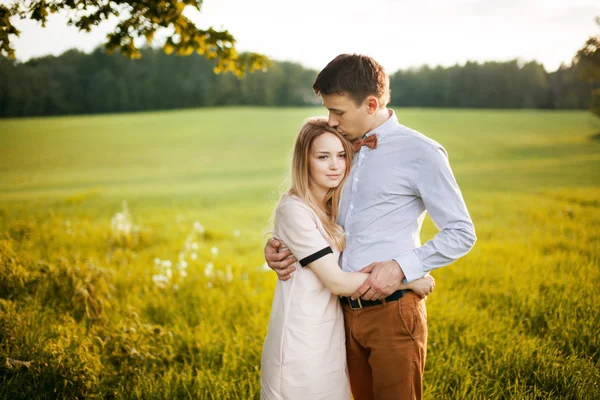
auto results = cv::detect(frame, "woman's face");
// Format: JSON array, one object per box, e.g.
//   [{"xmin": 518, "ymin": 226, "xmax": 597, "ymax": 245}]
[{"xmin": 308, "ymin": 132, "xmax": 347, "ymax": 193}]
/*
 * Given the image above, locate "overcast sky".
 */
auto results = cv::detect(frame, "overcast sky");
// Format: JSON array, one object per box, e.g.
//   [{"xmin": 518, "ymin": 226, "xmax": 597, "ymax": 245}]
[{"xmin": 6, "ymin": 0, "xmax": 600, "ymax": 73}]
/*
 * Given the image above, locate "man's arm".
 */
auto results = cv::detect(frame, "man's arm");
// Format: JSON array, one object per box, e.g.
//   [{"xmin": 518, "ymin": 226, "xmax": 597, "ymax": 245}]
[
  {"xmin": 394, "ymin": 146, "xmax": 476, "ymax": 282},
  {"xmin": 264, "ymin": 237, "xmax": 297, "ymax": 281},
  {"xmin": 353, "ymin": 146, "xmax": 476, "ymax": 300}
]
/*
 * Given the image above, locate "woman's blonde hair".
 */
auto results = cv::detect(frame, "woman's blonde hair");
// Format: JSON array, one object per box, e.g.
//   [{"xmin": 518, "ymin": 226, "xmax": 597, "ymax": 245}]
[{"xmin": 287, "ymin": 117, "xmax": 354, "ymax": 250}]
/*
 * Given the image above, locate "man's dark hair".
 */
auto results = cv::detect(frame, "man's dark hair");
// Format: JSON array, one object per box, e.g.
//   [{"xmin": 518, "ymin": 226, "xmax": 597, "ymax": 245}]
[{"xmin": 313, "ymin": 54, "xmax": 390, "ymax": 107}]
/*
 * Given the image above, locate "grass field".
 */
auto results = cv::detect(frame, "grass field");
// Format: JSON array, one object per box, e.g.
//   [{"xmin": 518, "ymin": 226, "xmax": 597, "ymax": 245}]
[{"xmin": 1, "ymin": 107, "xmax": 599, "ymax": 399}]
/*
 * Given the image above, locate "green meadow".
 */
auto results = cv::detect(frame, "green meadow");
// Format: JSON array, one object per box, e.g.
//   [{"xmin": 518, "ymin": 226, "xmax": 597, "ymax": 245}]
[{"xmin": 1, "ymin": 108, "xmax": 599, "ymax": 399}]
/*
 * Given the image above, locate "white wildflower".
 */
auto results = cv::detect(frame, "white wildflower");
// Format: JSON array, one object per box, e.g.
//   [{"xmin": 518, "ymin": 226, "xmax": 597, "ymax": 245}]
[
  {"xmin": 154, "ymin": 258, "xmax": 161, "ymax": 266},
  {"xmin": 206, "ymin": 282, "xmax": 213, "ymax": 289},
  {"xmin": 193, "ymin": 221, "xmax": 205, "ymax": 234},
  {"xmin": 191, "ymin": 253, "xmax": 198, "ymax": 261},
  {"xmin": 110, "ymin": 202, "xmax": 133, "ymax": 236},
  {"xmin": 211, "ymin": 247, "xmax": 219, "ymax": 257},
  {"xmin": 204, "ymin": 262, "xmax": 214, "ymax": 277},
  {"xmin": 233, "ymin": 229, "xmax": 241, "ymax": 238},
  {"xmin": 152, "ymin": 274, "xmax": 169, "ymax": 287},
  {"xmin": 180, "ymin": 270, "xmax": 188, "ymax": 278},
  {"xmin": 179, "ymin": 260, "xmax": 188, "ymax": 269},
  {"xmin": 161, "ymin": 260, "xmax": 172, "ymax": 268},
  {"xmin": 226, "ymin": 265, "xmax": 233, "ymax": 282},
  {"xmin": 192, "ymin": 242, "xmax": 199, "ymax": 250}
]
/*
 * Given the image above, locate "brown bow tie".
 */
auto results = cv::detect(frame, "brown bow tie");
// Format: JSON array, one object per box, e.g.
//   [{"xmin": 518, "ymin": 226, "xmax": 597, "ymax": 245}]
[{"xmin": 353, "ymin": 134, "xmax": 378, "ymax": 152}]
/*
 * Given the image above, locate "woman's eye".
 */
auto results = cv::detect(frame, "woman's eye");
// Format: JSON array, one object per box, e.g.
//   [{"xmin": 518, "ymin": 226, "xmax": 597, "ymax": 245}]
[
  {"xmin": 318, "ymin": 156, "xmax": 328, "ymax": 160},
  {"xmin": 338, "ymin": 154, "xmax": 346, "ymax": 158}
]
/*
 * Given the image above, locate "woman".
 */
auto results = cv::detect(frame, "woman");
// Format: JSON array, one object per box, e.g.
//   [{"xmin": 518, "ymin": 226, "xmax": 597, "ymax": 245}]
[{"xmin": 260, "ymin": 117, "xmax": 434, "ymax": 400}]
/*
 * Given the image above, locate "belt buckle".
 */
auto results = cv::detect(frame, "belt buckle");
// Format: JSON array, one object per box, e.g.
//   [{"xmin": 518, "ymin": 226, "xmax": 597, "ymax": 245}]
[{"xmin": 349, "ymin": 297, "xmax": 363, "ymax": 310}]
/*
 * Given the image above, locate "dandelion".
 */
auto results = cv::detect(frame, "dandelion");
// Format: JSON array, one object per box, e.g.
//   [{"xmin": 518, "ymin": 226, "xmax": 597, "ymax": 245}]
[
  {"xmin": 211, "ymin": 246, "xmax": 219, "ymax": 257},
  {"xmin": 233, "ymin": 229, "xmax": 241, "ymax": 238},
  {"xmin": 191, "ymin": 253, "xmax": 198, "ymax": 261}
]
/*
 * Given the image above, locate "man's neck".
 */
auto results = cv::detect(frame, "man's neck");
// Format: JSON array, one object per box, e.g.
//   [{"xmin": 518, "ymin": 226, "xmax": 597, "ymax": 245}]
[{"xmin": 368, "ymin": 108, "xmax": 392, "ymax": 133}]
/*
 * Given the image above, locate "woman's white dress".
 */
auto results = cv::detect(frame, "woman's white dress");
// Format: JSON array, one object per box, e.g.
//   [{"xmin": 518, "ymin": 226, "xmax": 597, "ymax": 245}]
[{"xmin": 260, "ymin": 194, "xmax": 351, "ymax": 400}]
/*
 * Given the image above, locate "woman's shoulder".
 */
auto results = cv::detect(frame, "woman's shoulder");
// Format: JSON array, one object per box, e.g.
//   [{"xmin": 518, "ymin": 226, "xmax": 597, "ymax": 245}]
[
  {"xmin": 275, "ymin": 194, "xmax": 317, "ymax": 222},
  {"xmin": 277, "ymin": 193, "xmax": 313, "ymax": 212}
]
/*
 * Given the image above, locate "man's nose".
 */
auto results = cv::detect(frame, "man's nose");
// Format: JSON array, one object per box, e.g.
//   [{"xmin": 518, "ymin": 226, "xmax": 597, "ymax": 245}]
[{"xmin": 328, "ymin": 117, "xmax": 339, "ymax": 128}]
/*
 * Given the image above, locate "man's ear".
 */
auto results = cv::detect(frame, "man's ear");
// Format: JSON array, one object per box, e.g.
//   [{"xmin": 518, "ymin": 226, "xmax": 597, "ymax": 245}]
[{"xmin": 366, "ymin": 97, "xmax": 379, "ymax": 115}]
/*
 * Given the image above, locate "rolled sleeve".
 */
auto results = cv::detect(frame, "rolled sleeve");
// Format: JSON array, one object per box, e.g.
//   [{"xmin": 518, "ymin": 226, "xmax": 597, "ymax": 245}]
[{"xmin": 393, "ymin": 251, "xmax": 424, "ymax": 283}]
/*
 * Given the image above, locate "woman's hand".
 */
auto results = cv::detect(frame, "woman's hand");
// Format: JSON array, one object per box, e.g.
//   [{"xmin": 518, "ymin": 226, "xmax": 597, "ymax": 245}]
[{"xmin": 408, "ymin": 274, "xmax": 435, "ymax": 298}]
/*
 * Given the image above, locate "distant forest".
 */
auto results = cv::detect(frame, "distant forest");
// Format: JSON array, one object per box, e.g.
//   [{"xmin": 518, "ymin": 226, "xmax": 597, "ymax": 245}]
[{"xmin": 0, "ymin": 47, "xmax": 593, "ymax": 117}]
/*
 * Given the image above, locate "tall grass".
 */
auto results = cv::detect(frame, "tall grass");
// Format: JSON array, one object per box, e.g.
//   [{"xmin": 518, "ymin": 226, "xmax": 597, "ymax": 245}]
[{"xmin": 0, "ymin": 108, "xmax": 599, "ymax": 399}]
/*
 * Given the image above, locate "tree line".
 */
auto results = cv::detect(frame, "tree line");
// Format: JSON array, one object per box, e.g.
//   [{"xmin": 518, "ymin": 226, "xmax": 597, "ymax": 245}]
[{"xmin": 0, "ymin": 47, "xmax": 594, "ymax": 117}]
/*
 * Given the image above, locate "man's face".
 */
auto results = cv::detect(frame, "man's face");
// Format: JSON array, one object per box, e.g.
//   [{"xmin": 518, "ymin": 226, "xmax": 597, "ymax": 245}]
[{"xmin": 322, "ymin": 93, "xmax": 372, "ymax": 142}]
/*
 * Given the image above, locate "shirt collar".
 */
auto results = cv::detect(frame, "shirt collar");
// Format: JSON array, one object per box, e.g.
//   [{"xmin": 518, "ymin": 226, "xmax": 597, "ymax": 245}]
[{"xmin": 362, "ymin": 109, "xmax": 399, "ymax": 141}]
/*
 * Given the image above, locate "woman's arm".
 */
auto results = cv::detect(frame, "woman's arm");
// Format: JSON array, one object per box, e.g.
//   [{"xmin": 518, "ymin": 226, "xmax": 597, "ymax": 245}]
[
  {"xmin": 308, "ymin": 255, "xmax": 435, "ymax": 298},
  {"xmin": 306, "ymin": 254, "xmax": 369, "ymax": 296}
]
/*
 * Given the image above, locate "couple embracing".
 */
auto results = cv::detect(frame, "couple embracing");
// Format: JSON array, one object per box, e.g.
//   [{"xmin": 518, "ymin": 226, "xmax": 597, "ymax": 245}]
[{"xmin": 260, "ymin": 54, "xmax": 476, "ymax": 400}]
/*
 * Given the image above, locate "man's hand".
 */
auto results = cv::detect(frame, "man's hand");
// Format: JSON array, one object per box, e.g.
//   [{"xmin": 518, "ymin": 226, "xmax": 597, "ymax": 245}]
[
  {"xmin": 265, "ymin": 237, "xmax": 297, "ymax": 281},
  {"xmin": 351, "ymin": 260, "xmax": 405, "ymax": 301}
]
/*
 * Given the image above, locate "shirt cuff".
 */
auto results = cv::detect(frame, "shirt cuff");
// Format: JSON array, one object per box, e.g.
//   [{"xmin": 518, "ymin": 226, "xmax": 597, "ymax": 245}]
[{"xmin": 394, "ymin": 251, "xmax": 424, "ymax": 283}]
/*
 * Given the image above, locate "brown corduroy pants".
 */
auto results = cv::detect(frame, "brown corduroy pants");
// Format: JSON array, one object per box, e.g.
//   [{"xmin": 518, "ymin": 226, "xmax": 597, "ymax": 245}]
[{"xmin": 342, "ymin": 292, "xmax": 428, "ymax": 400}]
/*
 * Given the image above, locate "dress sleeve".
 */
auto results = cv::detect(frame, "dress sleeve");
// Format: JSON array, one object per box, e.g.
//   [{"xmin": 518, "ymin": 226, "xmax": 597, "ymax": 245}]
[{"xmin": 274, "ymin": 201, "xmax": 332, "ymax": 267}]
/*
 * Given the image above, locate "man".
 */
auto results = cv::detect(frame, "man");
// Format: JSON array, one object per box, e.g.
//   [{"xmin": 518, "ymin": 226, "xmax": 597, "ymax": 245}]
[{"xmin": 264, "ymin": 54, "xmax": 476, "ymax": 400}]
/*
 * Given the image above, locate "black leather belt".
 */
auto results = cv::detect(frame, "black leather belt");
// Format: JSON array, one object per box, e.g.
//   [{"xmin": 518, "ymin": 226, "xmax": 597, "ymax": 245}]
[{"xmin": 340, "ymin": 289, "xmax": 412, "ymax": 310}]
